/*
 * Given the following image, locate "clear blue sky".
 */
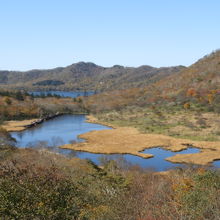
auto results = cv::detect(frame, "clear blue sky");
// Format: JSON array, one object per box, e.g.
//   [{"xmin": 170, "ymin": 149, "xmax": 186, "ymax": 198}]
[{"xmin": 0, "ymin": 0, "xmax": 219, "ymax": 70}]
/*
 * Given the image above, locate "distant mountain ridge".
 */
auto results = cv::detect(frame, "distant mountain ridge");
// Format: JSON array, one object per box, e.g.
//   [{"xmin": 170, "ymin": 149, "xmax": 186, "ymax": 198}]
[
  {"xmin": 84, "ymin": 50, "xmax": 220, "ymax": 112},
  {"xmin": 0, "ymin": 62, "xmax": 185, "ymax": 91}
]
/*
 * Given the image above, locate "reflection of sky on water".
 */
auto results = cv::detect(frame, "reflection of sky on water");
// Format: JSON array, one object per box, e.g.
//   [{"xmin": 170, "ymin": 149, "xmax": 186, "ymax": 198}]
[
  {"xmin": 11, "ymin": 115, "xmax": 206, "ymax": 171},
  {"xmin": 70, "ymin": 147, "xmax": 200, "ymax": 171},
  {"xmin": 11, "ymin": 115, "xmax": 110, "ymax": 147},
  {"xmin": 212, "ymin": 160, "xmax": 220, "ymax": 169},
  {"xmin": 29, "ymin": 91, "xmax": 95, "ymax": 98}
]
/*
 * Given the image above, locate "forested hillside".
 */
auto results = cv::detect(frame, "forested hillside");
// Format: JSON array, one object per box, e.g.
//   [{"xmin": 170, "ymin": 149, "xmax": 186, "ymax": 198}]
[
  {"xmin": 84, "ymin": 50, "xmax": 220, "ymax": 113},
  {"xmin": 0, "ymin": 62, "xmax": 184, "ymax": 91},
  {"xmin": 0, "ymin": 90, "xmax": 85, "ymax": 122}
]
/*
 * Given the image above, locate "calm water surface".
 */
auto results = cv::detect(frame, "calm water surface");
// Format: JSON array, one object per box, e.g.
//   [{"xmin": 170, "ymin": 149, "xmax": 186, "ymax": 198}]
[
  {"xmin": 212, "ymin": 160, "xmax": 220, "ymax": 168},
  {"xmin": 72, "ymin": 147, "xmax": 200, "ymax": 171},
  {"xmin": 11, "ymin": 115, "xmax": 109, "ymax": 147},
  {"xmin": 11, "ymin": 115, "xmax": 207, "ymax": 171},
  {"xmin": 29, "ymin": 91, "xmax": 95, "ymax": 98}
]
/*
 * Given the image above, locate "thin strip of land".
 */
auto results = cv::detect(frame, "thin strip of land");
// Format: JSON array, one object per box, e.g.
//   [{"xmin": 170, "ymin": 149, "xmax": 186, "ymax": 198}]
[
  {"xmin": 2, "ymin": 119, "xmax": 38, "ymax": 132},
  {"xmin": 2, "ymin": 113, "xmax": 63, "ymax": 132}
]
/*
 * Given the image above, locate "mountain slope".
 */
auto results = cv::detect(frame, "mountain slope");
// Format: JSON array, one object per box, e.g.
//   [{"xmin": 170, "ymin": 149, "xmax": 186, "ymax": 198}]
[
  {"xmin": 154, "ymin": 50, "xmax": 220, "ymax": 97},
  {"xmin": 84, "ymin": 50, "xmax": 220, "ymax": 112},
  {"xmin": 0, "ymin": 62, "xmax": 185, "ymax": 91}
]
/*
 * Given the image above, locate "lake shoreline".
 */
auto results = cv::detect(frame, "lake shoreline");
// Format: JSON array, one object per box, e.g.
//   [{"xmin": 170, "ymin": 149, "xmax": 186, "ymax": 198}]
[
  {"xmin": 3, "ymin": 113, "xmax": 63, "ymax": 132},
  {"xmin": 85, "ymin": 115, "xmax": 117, "ymax": 129},
  {"xmin": 2, "ymin": 119, "xmax": 39, "ymax": 132},
  {"xmin": 3, "ymin": 113, "xmax": 89, "ymax": 132},
  {"xmin": 6, "ymin": 113, "xmax": 220, "ymax": 167},
  {"xmin": 62, "ymin": 115, "xmax": 220, "ymax": 166}
]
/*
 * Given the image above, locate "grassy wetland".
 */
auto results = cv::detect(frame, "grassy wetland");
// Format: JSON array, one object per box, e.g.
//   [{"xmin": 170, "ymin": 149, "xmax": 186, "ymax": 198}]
[{"xmin": 62, "ymin": 110, "xmax": 220, "ymax": 166}]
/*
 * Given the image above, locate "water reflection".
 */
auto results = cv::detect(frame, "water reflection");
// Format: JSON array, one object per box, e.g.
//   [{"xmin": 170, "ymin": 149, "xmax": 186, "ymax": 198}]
[
  {"xmin": 29, "ymin": 91, "xmax": 95, "ymax": 98},
  {"xmin": 11, "ymin": 114, "xmax": 203, "ymax": 171},
  {"xmin": 212, "ymin": 160, "xmax": 220, "ymax": 169},
  {"xmin": 11, "ymin": 115, "xmax": 110, "ymax": 147},
  {"xmin": 72, "ymin": 147, "xmax": 200, "ymax": 171}
]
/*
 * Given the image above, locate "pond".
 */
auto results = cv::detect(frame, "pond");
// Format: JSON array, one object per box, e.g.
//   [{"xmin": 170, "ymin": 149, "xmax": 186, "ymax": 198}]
[
  {"xmin": 11, "ymin": 115, "xmax": 206, "ymax": 171},
  {"xmin": 29, "ymin": 90, "xmax": 95, "ymax": 98}
]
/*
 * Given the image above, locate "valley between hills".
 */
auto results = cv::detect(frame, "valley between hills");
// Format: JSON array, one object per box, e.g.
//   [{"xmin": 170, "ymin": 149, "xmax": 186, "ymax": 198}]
[
  {"xmin": 1, "ymin": 50, "xmax": 220, "ymax": 219},
  {"xmin": 1, "ymin": 50, "xmax": 220, "ymax": 165}
]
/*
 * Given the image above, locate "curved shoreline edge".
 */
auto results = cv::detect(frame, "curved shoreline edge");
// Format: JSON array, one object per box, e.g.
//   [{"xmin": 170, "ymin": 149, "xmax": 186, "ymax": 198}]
[
  {"xmin": 2, "ymin": 113, "xmax": 63, "ymax": 132},
  {"xmin": 61, "ymin": 115, "xmax": 220, "ymax": 166},
  {"xmin": 2, "ymin": 119, "xmax": 39, "ymax": 132},
  {"xmin": 4, "ymin": 114, "xmax": 220, "ymax": 166}
]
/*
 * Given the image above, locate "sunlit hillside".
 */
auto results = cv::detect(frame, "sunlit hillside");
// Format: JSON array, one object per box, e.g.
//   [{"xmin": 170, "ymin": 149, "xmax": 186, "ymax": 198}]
[
  {"xmin": 0, "ymin": 62, "xmax": 184, "ymax": 91},
  {"xmin": 84, "ymin": 50, "xmax": 220, "ymax": 113}
]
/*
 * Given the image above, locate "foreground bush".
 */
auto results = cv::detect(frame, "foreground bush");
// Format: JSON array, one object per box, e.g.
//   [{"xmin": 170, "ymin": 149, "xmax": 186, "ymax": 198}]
[
  {"xmin": 0, "ymin": 149, "xmax": 220, "ymax": 219},
  {"xmin": 0, "ymin": 149, "xmax": 129, "ymax": 219}
]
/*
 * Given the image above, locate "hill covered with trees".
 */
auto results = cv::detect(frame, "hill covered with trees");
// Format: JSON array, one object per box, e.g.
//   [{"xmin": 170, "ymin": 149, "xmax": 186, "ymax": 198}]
[
  {"xmin": 84, "ymin": 50, "xmax": 220, "ymax": 112},
  {"xmin": 0, "ymin": 62, "xmax": 184, "ymax": 91}
]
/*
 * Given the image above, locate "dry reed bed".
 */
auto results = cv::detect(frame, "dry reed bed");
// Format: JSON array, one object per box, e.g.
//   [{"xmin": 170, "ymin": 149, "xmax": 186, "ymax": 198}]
[
  {"xmin": 4, "ymin": 116, "xmax": 220, "ymax": 165},
  {"xmin": 2, "ymin": 119, "xmax": 38, "ymax": 132},
  {"xmin": 61, "ymin": 115, "xmax": 220, "ymax": 165}
]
